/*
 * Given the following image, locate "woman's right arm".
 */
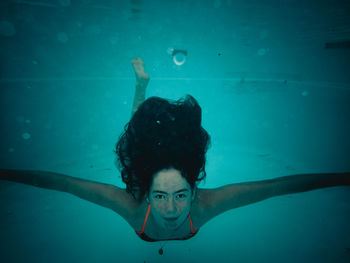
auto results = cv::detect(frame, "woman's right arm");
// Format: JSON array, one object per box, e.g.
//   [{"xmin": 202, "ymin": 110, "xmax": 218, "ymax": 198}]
[{"xmin": 0, "ymin": 169, "xmax": 138, "ymax": 220}]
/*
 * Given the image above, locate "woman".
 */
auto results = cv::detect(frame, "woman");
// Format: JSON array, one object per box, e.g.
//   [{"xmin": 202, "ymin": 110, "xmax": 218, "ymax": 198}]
[{"xmin": 1, "ymin": 58, "xmax": 349, "ymax": 242}]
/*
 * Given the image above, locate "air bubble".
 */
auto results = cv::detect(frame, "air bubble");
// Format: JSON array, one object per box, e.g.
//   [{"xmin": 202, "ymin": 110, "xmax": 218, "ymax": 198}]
[
  {"xmin": 22, "ymin": 133, "xmax": 31, "ymax": 140},
  {"xmin": 301, "ymin": 91, "xmax": 309, "ymax": 97}
]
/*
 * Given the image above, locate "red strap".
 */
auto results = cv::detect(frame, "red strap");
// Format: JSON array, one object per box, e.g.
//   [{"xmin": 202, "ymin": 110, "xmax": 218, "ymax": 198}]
[
  {"xmin": 135, "ymin": 203, "xmax": 151, "ymax": 234},
  {"xmin": 188, "ymin": 213, "xmax": 199, "ymax": 233}
]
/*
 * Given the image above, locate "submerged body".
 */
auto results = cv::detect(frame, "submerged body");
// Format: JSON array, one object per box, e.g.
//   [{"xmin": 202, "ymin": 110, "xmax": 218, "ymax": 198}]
[{"xmin": 0, "ymin": 58, "xmax": 349, "ymax": 242}]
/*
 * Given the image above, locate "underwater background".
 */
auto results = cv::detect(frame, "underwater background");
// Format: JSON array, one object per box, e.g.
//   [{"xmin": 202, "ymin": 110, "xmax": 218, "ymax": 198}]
[{"xmin": 0, "ymin": 0, "xmax": 350, "ymax": 262}]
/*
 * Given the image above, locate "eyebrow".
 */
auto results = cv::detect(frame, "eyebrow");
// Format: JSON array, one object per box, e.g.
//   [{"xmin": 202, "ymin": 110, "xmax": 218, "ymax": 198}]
[{"xmin": 152, "ymin": 188, "xmax": 189, "ymax": 194}]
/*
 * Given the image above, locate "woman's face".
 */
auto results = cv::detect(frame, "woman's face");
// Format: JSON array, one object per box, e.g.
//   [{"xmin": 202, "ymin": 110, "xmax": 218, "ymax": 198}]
[{"xmin": 148, "ymin": 167, "xmax": 195, "ymax": 231}]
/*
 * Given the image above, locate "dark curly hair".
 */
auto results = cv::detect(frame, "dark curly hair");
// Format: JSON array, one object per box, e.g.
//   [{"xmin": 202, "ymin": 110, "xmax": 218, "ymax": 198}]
[{"xmin": 114, "ymin": 94, "xmax": 211, "ymax": 202}]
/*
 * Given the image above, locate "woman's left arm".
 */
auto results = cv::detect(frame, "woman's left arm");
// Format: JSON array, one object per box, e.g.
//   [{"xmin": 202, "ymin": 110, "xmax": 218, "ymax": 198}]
[
  {"xmin": 268, "ymin": 172, "xmax": 349, "ymax": 196},
  {"xmin": 200, "ymin": 173, "xmax": 350, "ymax": 223}
]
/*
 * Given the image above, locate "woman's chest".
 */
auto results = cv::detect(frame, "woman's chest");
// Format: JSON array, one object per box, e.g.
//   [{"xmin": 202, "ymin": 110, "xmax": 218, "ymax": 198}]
[
  {"xmin": 145, "ymin": 215, "xmax": 194, "ymax": 240},
  {"xmin": 132, "ymin": 204, "xmax": 202, "ymax": 240}
]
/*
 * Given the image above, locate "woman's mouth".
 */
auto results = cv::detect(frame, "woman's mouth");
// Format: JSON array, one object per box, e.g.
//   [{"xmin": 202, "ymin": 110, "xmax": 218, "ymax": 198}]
[{"xmin": 164, "ymin": 217, "xmax": 178, "ymax": 222}]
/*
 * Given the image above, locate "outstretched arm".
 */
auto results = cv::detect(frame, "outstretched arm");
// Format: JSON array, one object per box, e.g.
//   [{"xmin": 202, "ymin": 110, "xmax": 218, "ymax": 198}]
[
  {"xmin": 0, "ymin": 169, "xmax": 138, "ymax": 220},
  {"xmin": 201, "ymin": 172, "xmax": 350, "ymax": 222},
  {"xmin": 131, "ymin": 58, "xmax": 150, "ymax": 116}
]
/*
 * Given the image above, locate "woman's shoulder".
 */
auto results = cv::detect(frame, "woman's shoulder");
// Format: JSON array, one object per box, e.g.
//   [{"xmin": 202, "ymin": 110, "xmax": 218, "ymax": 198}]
[
  {"xmin": 191, "ymin": 187, "xmax": 232, "ymax": 228},
  {"xmin": 125, "ymin": 196, "xmax": 149, "ymax": 230},
  {"xmin": 189, "ymin": 188, "xmax": 214, "ymax": 228},
  {"xmin": 193, "ymin": 188, "xmax": 213, "ymax": 208},
  {"xmin": 109, "ymin": 187, "xmax": 148, "ymax": 229}
]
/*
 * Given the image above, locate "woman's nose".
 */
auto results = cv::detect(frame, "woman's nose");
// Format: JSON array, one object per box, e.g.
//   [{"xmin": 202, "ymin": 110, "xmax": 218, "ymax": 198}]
[{"xmin": 166, "ymin": 198, "xmax": 176, "ymax": 213}]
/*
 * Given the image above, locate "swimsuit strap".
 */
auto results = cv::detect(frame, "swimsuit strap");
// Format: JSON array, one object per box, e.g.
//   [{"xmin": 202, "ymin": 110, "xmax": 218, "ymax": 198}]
[
  {"xmin": 135, "ymin": 203, "xmax": 151, "ymax": 234},
  {"xmin": 188, "ymin": 213, "xmax": 199, "ymax": 233}
]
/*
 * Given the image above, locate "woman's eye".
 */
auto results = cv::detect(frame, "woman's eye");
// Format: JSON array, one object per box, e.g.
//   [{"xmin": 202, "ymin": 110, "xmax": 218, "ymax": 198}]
[
  {"xmin": 177, "ymin": 194, "xmax": 186, "ymax": 199},
  {"xmin": 155, "ymin": 195, "xmax": 164, "ymax": 199}
]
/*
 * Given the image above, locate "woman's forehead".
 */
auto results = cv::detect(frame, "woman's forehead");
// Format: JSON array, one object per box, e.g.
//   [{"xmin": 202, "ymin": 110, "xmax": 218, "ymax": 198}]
[{"xmin": 151, "ymin": 168, "xmax": 190, "ymax": 192}]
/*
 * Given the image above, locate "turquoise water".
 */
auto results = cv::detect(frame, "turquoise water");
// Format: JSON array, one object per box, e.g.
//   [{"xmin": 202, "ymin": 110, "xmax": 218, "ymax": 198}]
[{"xmin": 1, "ymin": 0, "xmax": 350, "ymax": 262}]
